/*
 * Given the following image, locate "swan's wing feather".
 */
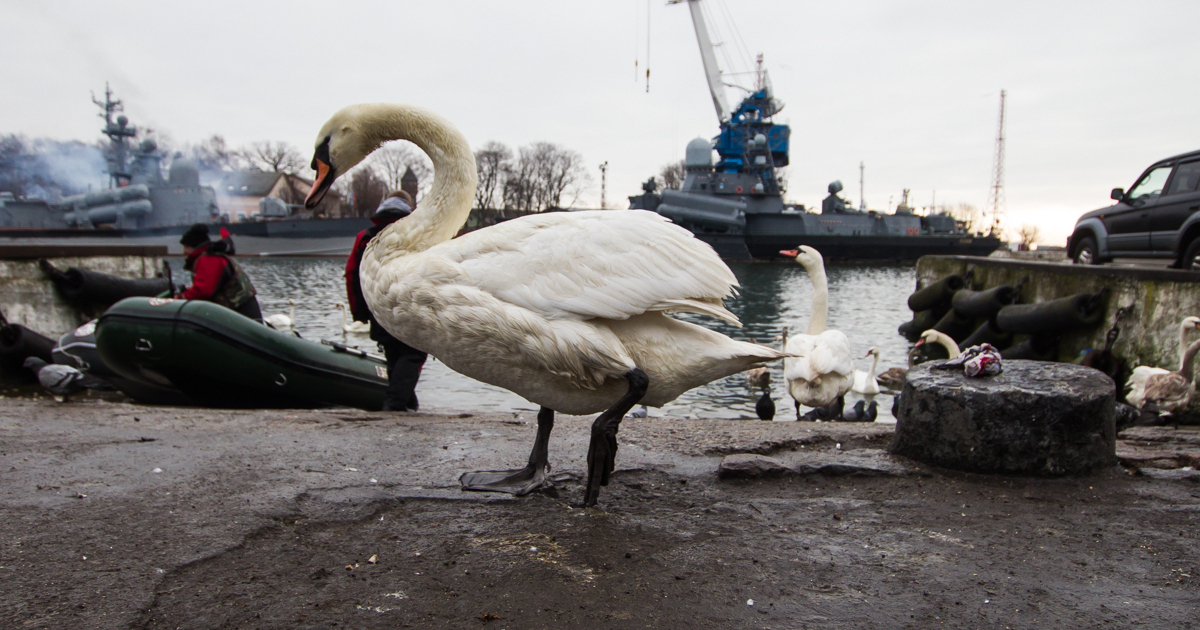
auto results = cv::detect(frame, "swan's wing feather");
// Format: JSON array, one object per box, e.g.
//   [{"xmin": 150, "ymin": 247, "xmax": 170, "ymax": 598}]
[
  {"xmin": 435, "ymin": 211, "xmax": 741, "ymax": 323},
  {"xmin": 808, "ymin": 330, "xmax": 855, "ymax": 376}
]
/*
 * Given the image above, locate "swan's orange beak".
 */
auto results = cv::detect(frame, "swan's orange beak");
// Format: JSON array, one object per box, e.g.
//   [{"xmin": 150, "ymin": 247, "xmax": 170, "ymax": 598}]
[
  {"xmin": 914, "ymin": 339, "xmax": 926, "ymax": 347},
  {"xmin": 778, "ymin": 249, "xmax": 799, "ymax": 258},
  {"xmin": 305, "ymin": 158, "xmax": 334, "ymax": 209}
]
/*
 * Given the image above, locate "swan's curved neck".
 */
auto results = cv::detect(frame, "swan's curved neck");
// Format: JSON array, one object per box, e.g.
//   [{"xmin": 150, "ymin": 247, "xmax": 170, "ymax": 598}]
[
  {"xmin": 357, "ymin": 105, "xmax": 478, "ymax": 257},
  {"xmin": 868, "ymin": 351, "xmax": 880, "ymax": 377},
  {"xmin": 936, "ymin": 333, "xmax": 961, "ymax": 358},
  {"xmin": 1180, "ymin": 321, "xmax": 1196, "ymax": 370},
  {"xmin": 805, "ymin": 262, "xmax": 829, "ymax": 335},
  {"xmin": 1181, "ymin": 339, "xmax": 1200, "ymax": 381}
]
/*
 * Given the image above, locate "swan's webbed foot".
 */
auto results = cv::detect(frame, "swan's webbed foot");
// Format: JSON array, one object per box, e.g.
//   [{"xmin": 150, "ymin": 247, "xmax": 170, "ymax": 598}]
[
  {"xmin": 460, "ymin": 464, "xmax": 549, "ymax": 496},
  {"xmin": 581, "ymin": 369, "xmax": 649, "ymax": 508},
  {"xmin": 460, "ymin": 407, "xmax": 555, "ymax": 497}
]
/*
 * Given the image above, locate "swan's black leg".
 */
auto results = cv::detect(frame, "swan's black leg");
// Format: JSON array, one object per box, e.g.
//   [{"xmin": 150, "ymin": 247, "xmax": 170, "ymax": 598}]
[
  {"xmin": 582, "ymin": 368, "xmax": 649, "ymax": 508},
  {"xmin": 460, "ymin": 406, "xmax": 555, "ymax": 496},
  {"xmin": 834, "ymin": 395, "xmax": 846, "ymax": 421},
  {"xmin": 795, "ymin": 400, "xmax": 803, "ymax": 421}
]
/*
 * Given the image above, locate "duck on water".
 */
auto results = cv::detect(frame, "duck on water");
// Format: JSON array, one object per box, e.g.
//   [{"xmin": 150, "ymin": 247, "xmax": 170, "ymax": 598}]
[{"xmin": 303, "ymin": 103, "xmax": 789, "ymax": 507}]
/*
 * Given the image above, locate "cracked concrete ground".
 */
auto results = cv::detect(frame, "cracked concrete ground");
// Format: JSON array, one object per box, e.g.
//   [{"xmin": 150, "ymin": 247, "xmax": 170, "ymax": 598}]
[{"xmin": 0, "ymin": 395, "xmax": 1197, "ymax": 629}]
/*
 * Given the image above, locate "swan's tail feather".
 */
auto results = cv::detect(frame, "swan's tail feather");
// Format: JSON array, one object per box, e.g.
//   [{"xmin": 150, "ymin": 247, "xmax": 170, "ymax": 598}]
[{"xmin": 653, "ymin": 298, "xmax": 742, "ymax": 326}]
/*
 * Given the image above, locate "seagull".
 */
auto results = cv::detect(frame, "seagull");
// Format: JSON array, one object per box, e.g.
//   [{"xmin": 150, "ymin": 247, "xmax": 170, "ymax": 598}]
[{"xmin": 23, "ymin": 357, "xmax": 111, "ymax": 401}]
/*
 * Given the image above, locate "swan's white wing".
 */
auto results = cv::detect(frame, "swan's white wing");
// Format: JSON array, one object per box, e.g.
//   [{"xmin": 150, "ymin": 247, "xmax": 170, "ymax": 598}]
[
  {"xmin": 431, "ymin": 210, "xmax": 742, "ymax": 324},
  {"xmin": 807, "ymin": 330, "xmax": 855, "ymax": 377}
]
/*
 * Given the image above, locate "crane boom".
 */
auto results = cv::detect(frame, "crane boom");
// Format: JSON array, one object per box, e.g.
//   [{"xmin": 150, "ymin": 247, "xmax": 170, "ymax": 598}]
[{"xmin": 671, "ymin": 0, "xmax": 729, "ymax": 122}]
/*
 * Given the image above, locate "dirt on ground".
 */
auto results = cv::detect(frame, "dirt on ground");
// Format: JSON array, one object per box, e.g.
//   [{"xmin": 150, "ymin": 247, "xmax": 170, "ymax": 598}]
[{"xmin": 0, "ymin": 393, "xmax": 1196, "ymax": 629}]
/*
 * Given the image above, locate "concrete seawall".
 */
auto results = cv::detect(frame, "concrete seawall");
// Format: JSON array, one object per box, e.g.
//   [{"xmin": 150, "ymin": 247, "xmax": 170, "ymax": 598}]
[
  {"xmin": 916, "ymin": 256, "xmax": 1200, "ymax": 372},
  {"xmin": 0, "ymin": 244, "xmax": 166, "ymax": 337}
]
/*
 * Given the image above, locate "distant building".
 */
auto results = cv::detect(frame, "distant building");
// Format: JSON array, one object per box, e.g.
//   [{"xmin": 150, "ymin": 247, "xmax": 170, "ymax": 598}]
[{"xmin": 214, "ymin": 171, "xmax": 342, "ymax": 220}]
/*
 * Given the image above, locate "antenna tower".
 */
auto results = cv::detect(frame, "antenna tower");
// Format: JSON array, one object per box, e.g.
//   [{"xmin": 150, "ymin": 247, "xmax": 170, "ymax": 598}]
[
  {"xmin": 986, "ymin": 89, "xmax": 1006, "ymax": 237},
  {"xmin": 599, "ymin": 161, "xmax": 609, "ymax": 209},
  {"xmin": 859, "ymin": 161, "xmax": 866, "ymax": 211}
]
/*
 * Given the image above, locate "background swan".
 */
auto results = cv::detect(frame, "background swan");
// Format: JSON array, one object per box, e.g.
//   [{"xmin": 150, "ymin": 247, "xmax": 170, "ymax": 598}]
[
  {"xmin": 335, "ymin": 302, "xmax": 371, "ymax": 334},
  {"xmin": 851, "ymin": 347, "xmax": 881, "ymax": 398},
  {"xmin": 264, "ymin": 298, "xmax": 295, "ymax": 331},
  {"xmin": 1126, "ymin": 316, "xmax": 1200, "ymax": 408},
  {"xmin": 876, "ymin": 367, "xmax": 908, "ymax": 392},
  {"xmin": 1141, "ymin": 337, "xmax": 1200, "ymax": 415},
  {"xmin": 778, "ymin": 246, "xmax": 854, "ymax": 420},
  {"xmin": 916, "ymin": 329, "xmax": 961, "ymax": 359},
  {"xmin": 303, "ymin": 103, "xmax": 787, "ymax": 507}
]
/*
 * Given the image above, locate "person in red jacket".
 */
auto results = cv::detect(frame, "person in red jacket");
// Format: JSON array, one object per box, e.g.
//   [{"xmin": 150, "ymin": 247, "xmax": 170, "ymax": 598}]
[
  {"xmin": 346, "ymin": 191, "xmax": 427, "ymax": 411},
  {"xmin": 176, "ymin": 224, "xmax": 263, "ymax": 321}
]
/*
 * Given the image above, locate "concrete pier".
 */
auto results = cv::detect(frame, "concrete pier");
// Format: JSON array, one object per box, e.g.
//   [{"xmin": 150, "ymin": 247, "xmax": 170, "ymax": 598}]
[
  {"xmin": 0, "ymin": 244, "xmax": 166, "ymax": 337},
  {"xmin": 916, "ymin": 256, "xmax": 1200, "ymax": 374}
]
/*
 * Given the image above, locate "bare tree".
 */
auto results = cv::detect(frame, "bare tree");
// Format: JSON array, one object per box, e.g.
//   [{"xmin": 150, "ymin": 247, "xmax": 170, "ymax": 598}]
[
  {"xmin": 336, "ymin": 164, "xmax": 388, "ymax": 218},
  {"xmin": 657, "ymin": 160, "xmax": 686, "ymax": 190},
  {"xmin": 502, "ymin": 149, "xmax": 538, "ymax": 212},
  {"xmin": 188, "ymin": 135, "xmax": 240, "ymax": 172},
  {"xmin": 239, "ymin": 140, "xmax": 306, "ymax": 174},
  {"xmin": 941, "ymin": 202, "xmax": 982, "ymax": 233},
  {"xmin": 1017, "ymin": 224, "xmax": 1041, "ymax": 251},
  {"xmin": 371, "ymin": 141, "xmax": 432, "ymax": 199},
  {"xmin": 474, "ymin": 141, "xmax": 512, "ymax": 210}
]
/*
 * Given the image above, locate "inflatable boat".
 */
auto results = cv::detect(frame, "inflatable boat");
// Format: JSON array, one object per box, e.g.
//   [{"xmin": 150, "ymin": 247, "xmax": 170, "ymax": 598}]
[{"xmin": 96, "ymin": 297, "xmax": 389, "ymax": 409}]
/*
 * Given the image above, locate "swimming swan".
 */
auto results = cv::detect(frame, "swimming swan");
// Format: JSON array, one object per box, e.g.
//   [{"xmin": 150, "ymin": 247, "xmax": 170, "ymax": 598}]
[
  {"xmin": 335, "ymin": 301, "xmax": 371, "ymax": 334},
  {"xmin": 303, "ymin": 103, "xmax": 787, "ymax": 507},
  {"xmin": 851, "ymin": 346, "xmax": 881, "ymax": 397},
  {"xmin": 264, "ymin": 298, "xmax": 295, "ymax": 331}
]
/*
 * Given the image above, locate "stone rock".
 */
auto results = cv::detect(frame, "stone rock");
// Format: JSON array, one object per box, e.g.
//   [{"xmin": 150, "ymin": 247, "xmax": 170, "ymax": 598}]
[
  {"xmin": 791, "ymin": 451, "xmax": 929, "ymax": 478},
  {"xmin": 718, "ymin": 454, "xmax": 791, "ymax": 479},
  {"xmin": 890, "ymin": 360, "xmax": 1117, "ymax": 475}
]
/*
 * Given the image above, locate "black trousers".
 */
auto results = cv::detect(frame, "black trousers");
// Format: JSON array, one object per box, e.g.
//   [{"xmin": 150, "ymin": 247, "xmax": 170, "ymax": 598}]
[{"xmin": 373, "ymin": 322, "xmax": 427, "ymax": 411}]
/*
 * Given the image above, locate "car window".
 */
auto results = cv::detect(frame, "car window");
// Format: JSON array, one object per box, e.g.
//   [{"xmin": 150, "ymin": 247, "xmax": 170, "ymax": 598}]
[
  {"xmin": 1166, "ymin": 161, "xmax": 1200, "ymax": 196},
  {"xmin": 1127, "ymin": 165, "xmax": 1172, "ymax": 205}
]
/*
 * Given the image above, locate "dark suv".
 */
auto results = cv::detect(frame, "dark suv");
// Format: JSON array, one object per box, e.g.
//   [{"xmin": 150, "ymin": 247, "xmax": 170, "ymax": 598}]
[{"xmin": 1068, "ymin": 149, "xmax": 1200, "ymax": 268}]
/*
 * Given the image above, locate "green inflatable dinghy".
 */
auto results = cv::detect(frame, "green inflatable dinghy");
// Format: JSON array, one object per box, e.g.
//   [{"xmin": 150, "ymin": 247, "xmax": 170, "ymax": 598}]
[{"xmin": 96, "ymin": 297, "xmax": 388, "ymax": 409}]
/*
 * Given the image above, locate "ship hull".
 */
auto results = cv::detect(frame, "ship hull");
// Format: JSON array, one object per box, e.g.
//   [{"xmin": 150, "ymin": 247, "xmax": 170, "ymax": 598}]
[{"xmin": 678, "ymin": 212, "xmax": 1002, "ymax": 261}]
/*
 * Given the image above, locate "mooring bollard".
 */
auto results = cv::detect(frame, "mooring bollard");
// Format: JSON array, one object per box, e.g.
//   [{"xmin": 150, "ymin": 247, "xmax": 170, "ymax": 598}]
[{"xmin": 890, "ymin": 360, "xmax": 1117, "ymax": 475}]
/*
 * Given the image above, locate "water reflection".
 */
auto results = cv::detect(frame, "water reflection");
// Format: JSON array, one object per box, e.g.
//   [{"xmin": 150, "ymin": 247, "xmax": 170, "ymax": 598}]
[{"xmin": 169, "ymin": 257, "xmax": 916, "ymax": 420}]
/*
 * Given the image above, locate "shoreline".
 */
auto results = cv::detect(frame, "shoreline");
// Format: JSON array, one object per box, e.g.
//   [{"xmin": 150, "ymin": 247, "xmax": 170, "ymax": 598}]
[{"xmin": 0, "ymin": 396, "xmax": 1196, "ymax": 628}]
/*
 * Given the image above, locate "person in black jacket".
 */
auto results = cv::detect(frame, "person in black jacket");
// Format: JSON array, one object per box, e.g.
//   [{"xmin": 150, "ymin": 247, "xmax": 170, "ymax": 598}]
[{"xmin": 345, "ymin": 192, "xmax": 427, "ymax": 411}]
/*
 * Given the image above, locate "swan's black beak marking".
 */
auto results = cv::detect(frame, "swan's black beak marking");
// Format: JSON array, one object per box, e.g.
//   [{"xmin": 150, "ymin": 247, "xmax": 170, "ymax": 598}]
[{"xmin": 305, "ymin": 138, "xmax": 335, "ymax": 209}]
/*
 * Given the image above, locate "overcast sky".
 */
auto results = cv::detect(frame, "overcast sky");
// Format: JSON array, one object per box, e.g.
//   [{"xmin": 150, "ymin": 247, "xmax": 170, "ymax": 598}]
[{"xmin": 4, "ymin": 0, "xmax": 1199, "ymax": 245}]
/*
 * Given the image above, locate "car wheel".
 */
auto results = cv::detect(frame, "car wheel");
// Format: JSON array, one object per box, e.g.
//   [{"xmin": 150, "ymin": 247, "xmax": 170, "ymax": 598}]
[
  {"xmin": 1182, "ymin": 239, "xmax": 1200, "ymax": 271},
  {"xmin": 1072, "ymin": 236, "xmax": 1099, "ymax": 265}
]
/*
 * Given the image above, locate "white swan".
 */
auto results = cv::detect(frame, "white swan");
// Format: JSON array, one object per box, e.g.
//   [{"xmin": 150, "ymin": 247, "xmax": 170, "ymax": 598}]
[
  {"xmin": 303, "ymin": 103, "xmax": 788, "ymax": 507},
  {"xmin": 779, "ymin": 246, "xmax": 855, "ymax": 419},
  {"xmin": 335, "ymin": 301, "xmax": 371, "ymax": 334},
  {"xmin": 916, "ymin": 329, "xmax": 961, "ymax": 359},
  {"xmin": 851, "ymin": 347, "xmax": 881, "ymax": 397},
  {"xmin": 264, "ymin": 298, "xmax": 295, "ymax": 331},
  {"xmin": 1126, "ymin": 316, "xmax": 1200, "ymax": 408}
]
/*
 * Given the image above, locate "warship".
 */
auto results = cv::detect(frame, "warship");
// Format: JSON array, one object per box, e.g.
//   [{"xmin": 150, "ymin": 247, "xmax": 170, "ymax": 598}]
[
  {"xmin": 630, "ymin": 0, "xmax": 1002, "ymax": 261},
  {"xmin": 0, "ymin": 86, "xmax": 368, "ymax": 255}
]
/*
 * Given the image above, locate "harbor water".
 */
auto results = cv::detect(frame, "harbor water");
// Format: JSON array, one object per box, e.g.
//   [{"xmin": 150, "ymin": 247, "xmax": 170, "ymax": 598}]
[{"xmin": 174, "ymin": 257, "xmax": 916, "ymax": 421}]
